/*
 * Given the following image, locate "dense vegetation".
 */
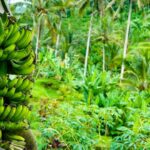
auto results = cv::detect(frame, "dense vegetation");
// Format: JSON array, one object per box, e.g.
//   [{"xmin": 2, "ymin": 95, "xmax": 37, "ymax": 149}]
[{"xmin": 4, "ymin": 0, "xmax": 150, "ymax": 149}]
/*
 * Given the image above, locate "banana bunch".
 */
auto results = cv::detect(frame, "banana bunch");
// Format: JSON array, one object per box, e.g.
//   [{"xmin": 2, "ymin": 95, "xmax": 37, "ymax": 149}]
[
  {"xmin": 0, "ymin": 13, "xmax": 35, "ymax": 149},
  {"xmin": 4, "ymin": 133, "xmax": 26, "ymax": 150},
  {"xmin": 0, "ymin": 13, "xmax": 35, "ymax": 75},
  {"xmin": 6, "ymin": 77, "xmax": 33, "ymax": 104},
  {"xmin": 0, "ymin": 121, "xmax": 29, "ymax": 131},
  {"xmin": 0, "ymin": 76, "xmax": 8, "ymax": 97},
  {"xmin": 0, "ymin": 105, "xmax": 31, "ymax": 122}
]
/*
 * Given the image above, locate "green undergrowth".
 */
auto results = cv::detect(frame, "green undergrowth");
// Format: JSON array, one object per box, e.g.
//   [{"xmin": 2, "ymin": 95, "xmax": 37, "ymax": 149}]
[{"xmin": 30, "ymin": 77, "xmax": 150, "ymax": 150}]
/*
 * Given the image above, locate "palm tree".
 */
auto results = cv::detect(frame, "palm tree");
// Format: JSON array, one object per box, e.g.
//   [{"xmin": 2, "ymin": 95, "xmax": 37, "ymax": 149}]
[
  {"xmin": 120, "ymin": 0, "xmax": 132, "ymax": 81},
  {"xmin": 122, "ymin": 43, "xmax": 150, "ymax": 91}
]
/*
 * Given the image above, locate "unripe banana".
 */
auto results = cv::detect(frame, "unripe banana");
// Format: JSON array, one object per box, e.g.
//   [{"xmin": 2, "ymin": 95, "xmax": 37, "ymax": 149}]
[
  {"xmin": 8, "ymin": 78, "xmax": 18, "ymax": 88},
  {"xmin": 0, "ymin": 121, "xmax": 29, "ymax": 131},
  {"xmin": 11, "ymin": 105, "xmax": 23, "ymax": 121},
  {"xmin": 5, "ymin": 134, "xmax": 25, "ymax": 141},
  {"xmin": 25, "ymin": 109, "xmax": 31, "ymax": 120},
  {"xmin": 16, "ymin": 28, "xmax": 25, "ymax": 42},
  {"xmin": 8, "ymin": 23, "xmax": 19, "ymax": 39},
  {"xmin": 0, "ymin": 49, "xmax": 3, "ymax": 58},
  {"xmin": 15, "ymin": 78, "xmax": 24, "ymax": 89},
  {"xmin": 26, "ymin": 81, "xmax": 33, "ymax": 91},
  {"xmin": 0, "ymin": 97, "xmax": 4, "ymax": 106},
  {"xmin": 0, "ymin": 13, "xmax": 9, "ymax": 27},
  {"xmin": 5, "ymin": 87, "xmax": 16, "ymax": 98},
  {"xmin": 11, "ymin": 140, "xmax": 26, "ymax": 147},
  {"xmin": 0, "ymin": 76, "xmax": 8, "ymax": 88},
  {"xmin": 7, "ymin": 107, "xmax": 16, "ymax": 121},
  {"xmin": 15, "ymin": 106, "xmax": 28, "ymax": 121},
  {"xmin": 17, "ymin": 30, "xmax": 32, "ymax": 49},
  {"xmin": 0, "ymin": 87, "xmax": 8, "ymax": 96},
  {"xmin": 4, "ymin": 44, "xmax": 16, "ymax": 53},
  {"xmin": 0, "ymin": 105, "xmax": 11, "ymax": 120},
  {"xmin": 13, "ymin": 64, "xmax": 35, "ymax": 75},
  {"xmin": 0, "ymin": 52, "xmax": 8, "ymax": 61},
  {"xmin": 0, "ymin": 106, "xmax": 4, "ymax": 116},
  {"xmin": 8, "ymin": 45, "xmax": 31, "ymax": 60},
  {"xmin": 11, "ymin": 55, "xmax": 34, "ymax": 69},
  {"xmin": 5, "ymin": 24, "xmax": 14, "ymax": 40},
  {"xmin": 4, "ymin": 31, "xmax": 20, "ymax": 47},
  {"xmin": 0, "ymin": 18, "xmax": 4, "ymax": 34},
  {"xmin": 17, "ymin": 79, "xmax": 29, "ymax": 91},
  {"xmin": 11, "ymin": 92, "xmax": 23, "ymax": 100}
]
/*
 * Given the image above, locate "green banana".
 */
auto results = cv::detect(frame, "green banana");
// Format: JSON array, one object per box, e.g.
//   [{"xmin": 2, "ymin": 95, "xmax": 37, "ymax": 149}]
[
  {"xmin": 10, "ymin": 23, "xmax": 19, "ymax": 36},
  {"xmin": 8, "ymin": 45, "xmax": 31, "ymax": 60},
  {"xmin": 0, "ymin": 87, "xmax": 8, "ymax": 96},
  {"xmin": 15, "ymin": 106, "xmax": 28, "ymax": 121},
  {"xmin": 5, "ymin": 24, "xmax": 14, "ymax": 40},
  {"xmin": 15, "ymin": 78, "xmax": 24, "ymax": 89},
  {"xmin": 10, "ymin": 141, "xmax": 26, "ymax": 150},
  {"xmin": 17, "ymin": 29, "xmax": 33, "ymax": 49},
  {"xmin": 4, "ymin": 31, "xmax": 20, "ymax": 47},
  {"xmin": 0, "ymin": 121, "xmax": 29, "ymax": 131},
  {"xmin": 25, "ymin": 109, "xmax": 31, "ymax": 120},
  {"xmin": 0, "ymin": 49, "xmax": 3, "ymax": 58},
  {"xmin": 16, "ymin": 28, "xmax": 25, "ymax": 42},
  {"xmin": 11, "ymin": 105, "xmax": 23, "ymax": 121},
  {"xmin": 0, "ymin": 105, "xmax": 11, "ymax": 120},
  {"xmin": 7, "ymin": 107, "xmax": 16, "ymax": 121},
  {"xmin": 26, "ymin": 81, "xmax": 33, "ymax": 91},
  {"xmin": 12, "ymin": 64, "xmax": 35, "ymax": 75},
  {"xmin": 11, "ymin": 92, "xmax": 23, "ymax": 100},
  {"xmin": 0, "ymin": 13, "xmax": 9, "ymax": 27},
  {"xmin": 0, "ymin": 18, "xmax": 4, "ymax": 34},
  {"xmin": 0, "ymin": 106, "xmax": 4, "ymax": 116},
  {"xmin": 5, "ymin": 87, "xmax": 16, "ymax": 98},
  {"xmin": 4, "ymin": 44, "xmax": 16, "ymax": 53},
  {"xmin": 5, "ymin": 134, "xmax": 25, "ymax": 141},
  {"xmin": 11, "ymin": 55, "xmax": 34, "ymax": 69},
  {"xmin": 0, "ymin": 52, "xmax": 8, "ymax": 61},
  {"xmin": 0, "ymin": 76, "xmax": 8, "ymax": 88},
  {"xmin": 11, "ymin": 140, "xmax": 26, "ymax": 147},
  {"xmin": 8, "ymin": 78, "xmax": 18, "ymax": 88},
  {"xmin": 0, "ymin": 97, "xmax": 4, "ymax": 106},
  {"xmin": 0, "ymin": 32, "xmax": 5, "ymax": 46},
  {"xmin": 20, "ymin": 94, "xmax": 30, "ymax": 104},
  {"xmin": 17, "ymin": 79, "xmax": 29, "ymax": 91}
]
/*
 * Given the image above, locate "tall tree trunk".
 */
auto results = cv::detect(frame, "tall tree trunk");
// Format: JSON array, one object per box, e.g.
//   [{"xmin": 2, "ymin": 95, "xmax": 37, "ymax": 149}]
[
  {"xmin": 120, "ymin": 0, "xmax": 132, "ymax": 81},
  {"xmin": 55, "ymin": 20, "xmax": 62, "ymax": 57},
  {"xmin": 35, "ymin": 19, "xmax": 41, "ymax": 63},
  {"xmin": 84, "ymin": 13, "xmax": 93, "ymax": 77},
  {"xmin": 102, "ymin": 46, "xmax": 105, "ymax": 72}
]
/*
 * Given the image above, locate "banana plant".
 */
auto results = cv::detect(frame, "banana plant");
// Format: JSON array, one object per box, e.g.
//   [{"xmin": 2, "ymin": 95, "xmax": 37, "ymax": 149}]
[{"xmin": 122, "ymin": 42, "xmax": 150, "ymax": 91}]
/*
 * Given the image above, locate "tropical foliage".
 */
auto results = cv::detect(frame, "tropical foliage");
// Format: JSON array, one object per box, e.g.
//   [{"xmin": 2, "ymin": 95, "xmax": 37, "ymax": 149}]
[{"xmin": 5, "ymin": 0, "xmax": 150, "ymax": 149}]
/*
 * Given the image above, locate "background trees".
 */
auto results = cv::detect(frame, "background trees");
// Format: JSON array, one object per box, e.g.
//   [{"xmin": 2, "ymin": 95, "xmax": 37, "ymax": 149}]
[{"xmin": 7, "ymin": 0, "xmax": 150, "ymax": 149}]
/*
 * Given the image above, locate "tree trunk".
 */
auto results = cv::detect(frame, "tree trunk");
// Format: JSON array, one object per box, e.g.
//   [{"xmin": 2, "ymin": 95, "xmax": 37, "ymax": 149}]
[
  {"xmin": 55, "ymin": 20, "xmax": 62, "ymax": 57},
  {"xmin": 0, "ymin": 0, "xmax": 11, "ymax": 14},
  {"xmin": 35, "ymin": 19, "xmax": 41, "ymax": 63},
  {"xmin": 84, "ymin": 13, "xmax": 93, "ymax": 77},
  {"xmin": 102, "ymin": 46, "xmax": 105, "ymax": 72},
  {"xmin": 120, "ymin": 0, "xmax": 132, "ymax": 81}
]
